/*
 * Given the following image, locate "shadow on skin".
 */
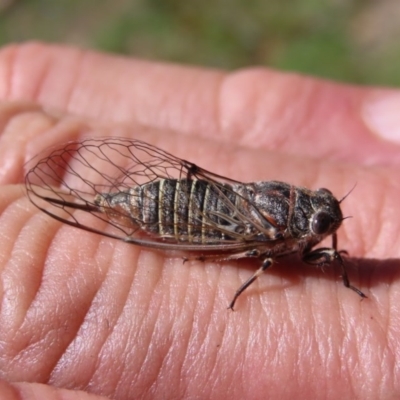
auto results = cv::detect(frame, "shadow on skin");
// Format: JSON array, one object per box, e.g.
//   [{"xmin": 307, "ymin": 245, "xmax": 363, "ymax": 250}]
[{"xmin": 227, "ymin": 255, "xmax": 400, "ymax": 303}]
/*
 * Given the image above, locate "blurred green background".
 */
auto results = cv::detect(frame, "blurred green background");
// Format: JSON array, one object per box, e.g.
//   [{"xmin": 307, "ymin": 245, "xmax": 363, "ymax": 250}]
[{"xmin": 1, "ymin": 0, "xmax": 399, "ymax": 85}]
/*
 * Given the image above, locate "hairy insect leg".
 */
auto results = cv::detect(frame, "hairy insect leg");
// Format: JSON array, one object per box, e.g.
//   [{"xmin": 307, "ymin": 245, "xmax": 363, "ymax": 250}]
[
  {"xmin": 303, "ymin": 247, "xmax": 367, "ymax": 298},
  {"xmin": 228, "ymin": 257, "xmax": 273, "ymax": 311}
]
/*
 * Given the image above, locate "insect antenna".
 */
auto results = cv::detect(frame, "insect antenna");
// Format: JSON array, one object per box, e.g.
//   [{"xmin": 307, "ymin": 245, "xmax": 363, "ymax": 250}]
[
  {"xmin": 341, "ymin": 215, "xmax": 353, "ymax": 221},
  {"xmin": 339, "ymin": 183, "xmax": 357, "ymax": 204}
]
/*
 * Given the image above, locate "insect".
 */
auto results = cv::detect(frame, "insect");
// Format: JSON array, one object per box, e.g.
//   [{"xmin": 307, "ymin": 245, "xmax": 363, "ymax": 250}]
[{"xmin": 25, "ymin": 137, "xmax": 366, "ymax": 309}]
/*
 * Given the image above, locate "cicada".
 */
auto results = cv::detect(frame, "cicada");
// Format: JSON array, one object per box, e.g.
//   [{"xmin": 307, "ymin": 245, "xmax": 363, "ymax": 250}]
[{"xmin": 25, "ymin": 137, "xmax": 366, "ymax": 309}]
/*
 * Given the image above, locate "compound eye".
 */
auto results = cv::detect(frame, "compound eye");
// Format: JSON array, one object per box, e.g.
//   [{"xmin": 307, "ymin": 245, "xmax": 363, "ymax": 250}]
[{"xmin": 312, "ymin": 211, "xmax": 333, "ymax": 235}]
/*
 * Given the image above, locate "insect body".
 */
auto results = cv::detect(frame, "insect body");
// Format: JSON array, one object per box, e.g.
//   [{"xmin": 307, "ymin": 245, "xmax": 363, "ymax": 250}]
[{"xmin": 25, "ymin": 137, "xmax": 366, "ymax": 309}]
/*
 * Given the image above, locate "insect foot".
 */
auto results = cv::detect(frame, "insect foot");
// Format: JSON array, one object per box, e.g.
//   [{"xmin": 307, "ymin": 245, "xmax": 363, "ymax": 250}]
[{"xmin": 303, "ymin": 247, "xmax": 367, "ymax": 299}]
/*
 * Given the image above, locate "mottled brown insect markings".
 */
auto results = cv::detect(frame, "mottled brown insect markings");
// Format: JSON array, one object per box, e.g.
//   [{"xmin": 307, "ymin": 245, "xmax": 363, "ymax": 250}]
[{"xmin": 25, "ymin": 137, "xmax": 366, "ymax": 310}]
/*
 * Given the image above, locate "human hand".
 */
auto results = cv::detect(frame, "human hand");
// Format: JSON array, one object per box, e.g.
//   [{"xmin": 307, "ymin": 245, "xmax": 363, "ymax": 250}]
[{"xmin": 1, "ymin": 42, "xmax": 400, "ymax": 400}]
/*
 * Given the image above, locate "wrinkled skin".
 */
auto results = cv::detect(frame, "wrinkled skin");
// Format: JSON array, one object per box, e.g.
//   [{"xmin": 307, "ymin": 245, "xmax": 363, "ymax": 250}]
[{"xmin": 0, "ymin": 43, "xmax": 400, "ymax": 400}]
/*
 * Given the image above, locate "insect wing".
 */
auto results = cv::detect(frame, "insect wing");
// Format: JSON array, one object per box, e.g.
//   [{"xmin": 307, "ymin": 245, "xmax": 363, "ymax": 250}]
[{"xmin": 25, "ymin": 138, "xmax": 277, "ymax": 251}]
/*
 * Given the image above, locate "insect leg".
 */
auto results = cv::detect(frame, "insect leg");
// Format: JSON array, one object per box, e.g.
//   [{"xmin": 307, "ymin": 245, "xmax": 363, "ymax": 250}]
[
  {"xmin": 183, "ymin": 249, "xmax": 262, "ymax": 264},
  {"xmin": 228, "ymin": 257, "xmax": 273, "ymax": 311},
  {"xmin": 302, "ymin": 247, "xmax": 367, "ymax": 298}
]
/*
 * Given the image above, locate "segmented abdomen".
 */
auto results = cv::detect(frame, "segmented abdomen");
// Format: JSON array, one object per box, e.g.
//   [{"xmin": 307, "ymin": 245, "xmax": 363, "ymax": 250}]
[{"xmin": 95, "ymin": 179, "xmax": 243, "ymax": 244}]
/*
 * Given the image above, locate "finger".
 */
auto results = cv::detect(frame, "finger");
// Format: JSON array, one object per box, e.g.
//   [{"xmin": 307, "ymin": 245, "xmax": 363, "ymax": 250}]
[
  {"xmin": 1, "ymin": 43, "xmax": 400, "ymax": 165},
  {"xmin": 1, "ymin": 121, "xmax": 400, "ymax": 399},
  {"xmin": 0, "ymin": 380, "xmax": 107, "ymax": 400},
  {"xmin": 1, "ymin": 103, "xmax": 400, "ymax": 261},
  {"xmin": 0, "ymin": 187, "xmax": 399, "ymax": 399}
]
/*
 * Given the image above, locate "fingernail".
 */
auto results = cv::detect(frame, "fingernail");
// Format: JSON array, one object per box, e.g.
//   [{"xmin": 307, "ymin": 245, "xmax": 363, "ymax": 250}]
[{"xmin": 363, "ymin": 92, "xmax": 400, "ymax": 145}]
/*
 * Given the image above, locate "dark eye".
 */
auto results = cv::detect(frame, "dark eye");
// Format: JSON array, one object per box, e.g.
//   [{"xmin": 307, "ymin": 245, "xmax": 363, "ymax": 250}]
[{"xmin": 312, "ymin": 212, "xmax": 333, "ymax": 234}]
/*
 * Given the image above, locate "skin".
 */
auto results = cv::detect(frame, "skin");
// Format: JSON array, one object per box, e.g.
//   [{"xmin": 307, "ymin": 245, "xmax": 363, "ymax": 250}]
[{"xmin": 0, "ymin": 42, "xmax": 400, "ymax": 400}]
